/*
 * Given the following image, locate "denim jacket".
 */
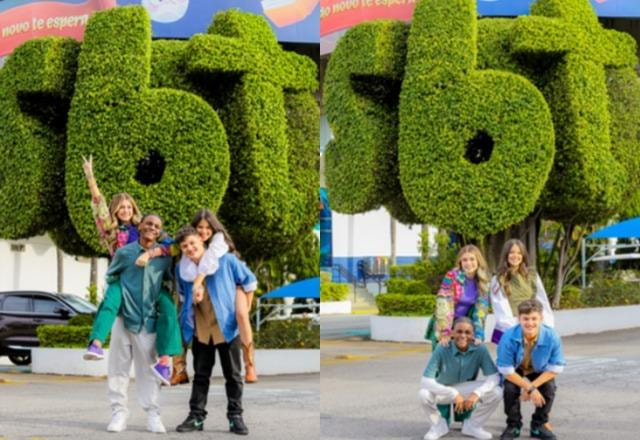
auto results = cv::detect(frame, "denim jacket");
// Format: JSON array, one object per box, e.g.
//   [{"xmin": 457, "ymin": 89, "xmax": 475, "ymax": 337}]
[{"xmin": 496, "ymin": 324, "xmax": 566, "ymax": 376}]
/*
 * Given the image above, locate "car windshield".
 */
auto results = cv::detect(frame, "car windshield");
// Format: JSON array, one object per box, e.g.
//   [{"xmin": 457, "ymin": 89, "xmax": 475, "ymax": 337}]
[{"xmin": 58, "ymin": 293, "xmax": 97, "ymax": 314}]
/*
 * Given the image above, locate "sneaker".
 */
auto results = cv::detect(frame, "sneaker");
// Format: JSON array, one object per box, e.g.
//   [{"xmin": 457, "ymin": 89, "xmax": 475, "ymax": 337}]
[
  {"xmin": 176, "ymin": 415, "xmax": 204, "ymax": 432},
  {"xmin": 530, "ymin": 424, "xmax": 556, "ymax": 440},
  {"xmin": 228, "ymin": 414, "xmax": 249, "ymax": 435},
  {"xmin": 499, "ymin": 425, "xmax": 521, "ymax": 440},
  {"xmin": 147, "ymin": 413, "xmax": 166, "ymax": 434},
  {"xmin": 462, "ymin": 420, "xmax": 492, "ymax": 439},
  {"xmin": 151, "ymin": 362, "xmax": 171, "ymax": 386},
  {"xmin": 83, "ymin": 342, "xmax": 104, "ymax": 361},
  {"xmin": 424, "ymin": 417, "xmax": 449, "ymax": 440},
  {"xmin": 107, "ymin": 411, "xmax": 128, "ymax": 432}
]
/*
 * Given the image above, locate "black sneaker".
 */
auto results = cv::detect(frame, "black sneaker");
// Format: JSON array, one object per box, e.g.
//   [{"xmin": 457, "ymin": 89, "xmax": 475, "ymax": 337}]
[
  {"xmin": 176, "ymin": 415, "xmax": 204, "ymax": 432},
  {"xmin": 500, "ymin": 425, "xmax": 521, "ymax": 440},
  {"xmin": 228, "ymin": 415, "xmax": 249, "ymax": 435},
  {"xmin": 531, "ymin": 424, "xmax": 557, "ymax": 440}
]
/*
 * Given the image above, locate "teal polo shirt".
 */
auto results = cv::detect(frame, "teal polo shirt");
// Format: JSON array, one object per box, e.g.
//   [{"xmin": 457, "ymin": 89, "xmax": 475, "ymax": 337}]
[
  {"xmin": 423, "ymin": 342, "xmax": 498, "ymax": 386},
  {"xmin": 107, "ymin": 241, "xmax": 172, "ymax": 334}
]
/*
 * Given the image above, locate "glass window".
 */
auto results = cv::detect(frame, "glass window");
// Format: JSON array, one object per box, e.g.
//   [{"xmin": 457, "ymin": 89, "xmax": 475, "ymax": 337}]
[
  {"xmin": 58, "ymin": 294, "xmax": 97, "ymax": 314},
  {"xmin": 2, "ymin": 296, "xmax": 30, "ymax": 312},
  {"xmin": 33, "ymin": 297, "xmax": 63, "ymax": 314}
]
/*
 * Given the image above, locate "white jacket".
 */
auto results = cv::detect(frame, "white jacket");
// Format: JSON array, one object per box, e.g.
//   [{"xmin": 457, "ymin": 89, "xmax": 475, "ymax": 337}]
[{"xmin": 489, "ymin": 273, "xmax": 554, "ymax": 333}]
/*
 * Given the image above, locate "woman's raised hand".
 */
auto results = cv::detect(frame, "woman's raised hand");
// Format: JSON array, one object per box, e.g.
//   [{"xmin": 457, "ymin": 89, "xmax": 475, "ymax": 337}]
[{"xmin": 82, "ymin": 154, "xmax": 94, "ymax": 179}]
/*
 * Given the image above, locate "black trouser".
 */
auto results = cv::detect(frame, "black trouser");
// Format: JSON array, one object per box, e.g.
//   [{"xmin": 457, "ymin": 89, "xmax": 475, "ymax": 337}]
[
  {"xmin": 188, "ymin": 336, "xmax": 243, "ymax": 420},
  {"xmin": 503, "ymin": 369, "xmax": 556, "ymax": 428}
]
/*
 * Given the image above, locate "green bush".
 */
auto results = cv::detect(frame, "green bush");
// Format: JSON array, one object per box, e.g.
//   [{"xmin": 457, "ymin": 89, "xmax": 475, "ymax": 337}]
[
  {"xmin": 181, "ymin": 10, "xmax": 319, "ymax": 258},
  {"xmin": 479, "ymin": 0, "xmax": 638, "ymax": 224},
  {"xmin": 581, "ymin": 275, "xmax": 640, "ymax": 308},
  {"xmin": 255, "ymin": 318, "xmax": 319, "ymax": 349},
  {"xmin": 68, "ymin": 313, "xmax": 95, "ymax": 326},
  {"xmin": 65, "ymin": 6, "xmax": 230, "ymax": 254},
  {"xmin": 559, "ymin": 285, "xmax": 582, "ymax": 310},
  {"xmin": 0, "ymin": 37, "xmax": 80, "ymax": 239},
  {"xmin": 386, "ymin": 278, "xmax": 429, "ymax": 296},
  {"xmin": 376, "ymin": 293, "xmax": 436, "ymax": 317},
  {"xmin": 324, "ymin": 20, "xmax": 418, "ymax": 223},
  {"xmin": 37, "ymin": 324, "xmax": 110, "ymax": 348},
  {"xmin": 320, "ymin": 282, "xmax": 349, "ymax": 302},
  {"xmin": 397, "ymin": 0, "xmax": 555, "ymax": 238}
]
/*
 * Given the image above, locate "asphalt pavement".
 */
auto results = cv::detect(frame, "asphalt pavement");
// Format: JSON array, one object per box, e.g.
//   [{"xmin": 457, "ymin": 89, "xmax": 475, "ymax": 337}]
[
  {"xmin": 321, "ymin": 325, "xmax": 640, "ymax": 440},
  {"xmin": 0, "ymin": 363, "xmax": 319, "ymax": 440}
]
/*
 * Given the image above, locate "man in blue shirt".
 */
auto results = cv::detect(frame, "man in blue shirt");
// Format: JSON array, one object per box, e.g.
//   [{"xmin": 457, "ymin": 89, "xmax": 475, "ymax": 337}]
[
  {"xmin": 419, "ymin": 317, "xmax": 502, "ymax": 440},
  {"xmin": 174, "ymin": 225, "xmax": 257, "ymax": 436},
  {"xmin": 105, "ymin": 214, "xmax": 173, "ymax": 434},
  {"xmin": 496, "ymin": 299, "xmax": 566, "ymax": 440}
]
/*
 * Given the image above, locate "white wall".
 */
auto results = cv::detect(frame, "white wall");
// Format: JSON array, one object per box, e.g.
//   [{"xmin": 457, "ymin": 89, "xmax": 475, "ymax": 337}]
[
  {"xmin": 332, "ymin": 208, "xmax": 433, "ymax": 257},
  {"xmin": 0, "ymin": 235, "xmax": 109, "ymax": 299}
]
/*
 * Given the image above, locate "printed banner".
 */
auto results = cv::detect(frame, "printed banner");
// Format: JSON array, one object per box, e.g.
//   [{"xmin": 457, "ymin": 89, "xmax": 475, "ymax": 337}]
[
  {"xmin": 321, "ymin": 0, "xmax": 640, "ymax": 37},
  {"xmin": 117, "ymin": 0, "xmax": 319, "ymax": 43},
  {"xmin": 0, "ymin": 0, "xmax": 116, "ymax": 56}
]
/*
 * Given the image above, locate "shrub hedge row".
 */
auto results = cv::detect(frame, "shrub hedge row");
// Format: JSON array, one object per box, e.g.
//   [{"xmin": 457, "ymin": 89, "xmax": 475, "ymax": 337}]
[
  {"xmin": 376, "ymin": 293, "xmax": 436, "ymax": 317},
  {"xmin": 320, "ymin": 282, "xmax": 350, "ymax": 302},
  {"xmin": 255, "ymin": 318, "xmax": 319, "ymax": 349}
]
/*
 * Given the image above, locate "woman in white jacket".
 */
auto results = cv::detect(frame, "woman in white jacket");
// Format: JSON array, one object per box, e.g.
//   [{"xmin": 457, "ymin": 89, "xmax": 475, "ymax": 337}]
[{"xmin": 489, "ymin": 239, "xmax": 554, "ymax": 344}]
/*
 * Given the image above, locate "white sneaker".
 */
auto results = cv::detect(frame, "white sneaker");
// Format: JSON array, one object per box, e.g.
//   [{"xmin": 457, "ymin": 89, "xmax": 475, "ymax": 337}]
[
  {"xmin": 147, "ymin": 413, "xmax": 167, "ymax": 434},
  {"xmin": 461, "ymin": 420, "xmax": 492, "ymax": 439},
  {"xmin": 107, "ymin": 411, "xmax": 128, "ymax": 432},
  {"xmin": 424, "ymin": 417, "xmax": 449, "ymax": 440}
]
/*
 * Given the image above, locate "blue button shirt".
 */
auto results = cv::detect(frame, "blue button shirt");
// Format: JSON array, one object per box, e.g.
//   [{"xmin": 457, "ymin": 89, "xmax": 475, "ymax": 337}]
[
  {"xmin": 423, "ymin": 342, "xmax": 498, "ymax": 386},
  {"xmin": 496, "ymin": 324, "xmax": 566, "ymax": 376},
  {"xmin": 177, "ymin": 253, "xmax": 257, "ymax": 344}
]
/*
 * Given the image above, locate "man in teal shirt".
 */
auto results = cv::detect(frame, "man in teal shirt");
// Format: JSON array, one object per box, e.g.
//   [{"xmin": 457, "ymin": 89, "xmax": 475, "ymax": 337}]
[
  {"xmin": 105, "ymin": 214, "xmax": 172, "ymax": 434},
  {"xmin": 419, "ymin": 317, "xmax": 502, "ymax": 440}
]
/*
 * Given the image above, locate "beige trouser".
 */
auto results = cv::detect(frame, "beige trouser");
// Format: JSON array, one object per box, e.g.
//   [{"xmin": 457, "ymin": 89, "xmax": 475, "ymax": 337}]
[
  {"xmin": 107, "ymin": 317, "xmax": 161, "ymax": 416},
  {"xmin": 418, "ymin": 379, "xmax": 502, "ymax": 427}
]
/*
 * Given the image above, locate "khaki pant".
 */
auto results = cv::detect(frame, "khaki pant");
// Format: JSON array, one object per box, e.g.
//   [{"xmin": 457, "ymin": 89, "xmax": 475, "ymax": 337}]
[{"xmin": 107, "ymin": 317, "xmax": 161, "ymax": 417}]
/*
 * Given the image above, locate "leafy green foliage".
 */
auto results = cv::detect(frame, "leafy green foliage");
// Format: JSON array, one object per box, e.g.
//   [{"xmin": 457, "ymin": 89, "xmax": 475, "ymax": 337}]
[
  {"xmin": 320, "ymin": 282, "xmax": 349, "ymax": 302},
  {"xmin": 0, "ymin": 37, "xmax": 80, "ymax": 239},
  {"xmin": 255, "ymin": 318, "xmax": 319, "ymax": 349},
  {"xmin": 376, "ymin": 293, "xmax": 436, "ymax": 316},
  {"xmin": 65, "ymin": 6, "xmax": 230, "ymax": 254},
  {"xmin": 37, "ymin": 322, "xmax": 110, "ymax": 348}
]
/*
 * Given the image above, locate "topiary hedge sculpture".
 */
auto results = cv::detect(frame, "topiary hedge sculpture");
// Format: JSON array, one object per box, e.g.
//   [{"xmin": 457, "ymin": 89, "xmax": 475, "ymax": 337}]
[
  {"xmin": 64, "ymin": 6, "xmax": 230, "ymax": 253},
  {"xmin": 398, "ymin": 0, "xmax": 555, "ymax": 238},
  {"xmin": 325, "ymin": 0, "xmax": 640, "ymax": 236}
]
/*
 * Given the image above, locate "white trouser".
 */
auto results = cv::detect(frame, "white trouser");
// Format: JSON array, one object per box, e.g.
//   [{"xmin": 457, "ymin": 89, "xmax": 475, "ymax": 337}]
[
  {"xmin": 107, "ymin": 317, "xmax": 160, "ymax": 416},
  {"xmin": 418, "ymin": 379, "xmax": 502, "ymax": 428}
]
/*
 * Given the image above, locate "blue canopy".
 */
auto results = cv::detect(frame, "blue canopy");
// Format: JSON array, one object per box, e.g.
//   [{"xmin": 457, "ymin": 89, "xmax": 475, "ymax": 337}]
[
  {"xmin": 587, "ymin": 217, "xmax": 640, "ymax": 239},
  {"xmin": 260, "ymin": 277, "xmax": 320, "ymax": 299}
]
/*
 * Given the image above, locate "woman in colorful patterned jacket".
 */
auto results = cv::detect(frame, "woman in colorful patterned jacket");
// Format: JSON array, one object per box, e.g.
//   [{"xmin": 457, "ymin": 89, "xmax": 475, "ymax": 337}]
[{"xmin": 427, "ymin": 245, "xmax": 490, "ymax": 349}]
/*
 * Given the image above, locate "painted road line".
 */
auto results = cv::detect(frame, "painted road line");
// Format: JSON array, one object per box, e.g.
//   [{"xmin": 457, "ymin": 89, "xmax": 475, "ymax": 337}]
[{"xmin": 321, "ymin": 346, "xmax": 426, "ymax": 366}]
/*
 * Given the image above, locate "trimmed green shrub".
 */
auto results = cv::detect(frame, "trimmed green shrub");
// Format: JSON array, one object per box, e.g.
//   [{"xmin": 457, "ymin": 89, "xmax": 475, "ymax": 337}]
[
  {"xmin": 376, "ymin": 293, "xmax": 436, "ymax": 316},
  {"xmin": 320, "ymin": 282, "xmax": 349, "ymax": 302},
  {"xmin": 559, "ymin": 285, "xmax": 582, "ymax": 310},
  {"xmin": 181, "ymin": 10, "xmax": 319, "ymax": 258},
  {"xmin": 397, "ymin": 0, "xmax": 555, "ymax": 238},
  {"xmin": 37, "ymin": 323, "xmax": 110, "ymax": 348},
  {"xmin": 606, "ymin": 67, "xmax": 640, "ymax": 219},
  {"xmin": 581, "ymin": 274, "xmax": 640, "ymax": 308},
  {"xmin": 68, "ymin": 313, "xmax": 95, "ymax": 326},
  {"xmin": 386, "ymin": 278, "xmax": 429, "ymax": 296},
  {"xmin": 324, "ymin": 20, "xmax": 419, "ymax": 224},
  {"xmin": 64, "ymin": 6, "xmax": 230, "ymax": 254},
  {"xmin": 508, "ymin": 0, "xmax": 635, "ymax": 223},
  {"xmin": 255, "ymin": 318, "xmax": 319, "ymax": 349},
  {"xmin": 0, "ymin": 37, "xmax": 80, "ymax": 239}
]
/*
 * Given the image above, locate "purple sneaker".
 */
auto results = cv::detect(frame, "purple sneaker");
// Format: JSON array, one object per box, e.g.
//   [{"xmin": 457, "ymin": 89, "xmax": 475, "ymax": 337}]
[
  {"xmin": 83, "ymin": 342, "xmax": 104, "ymax": 361},
  {"xmin": 152, "ymin": 362, "xmax": 171, "ymax": 386}
]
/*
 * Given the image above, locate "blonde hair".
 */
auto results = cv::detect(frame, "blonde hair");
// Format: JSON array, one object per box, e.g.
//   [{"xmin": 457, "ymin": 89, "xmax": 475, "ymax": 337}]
[
  {"xmin": 456, "ymin": 244, "xmax": 489, "ymax": 293},
  {"xmin": 108, "ymin": 193, "xmax": 142, "ymax": 229}
]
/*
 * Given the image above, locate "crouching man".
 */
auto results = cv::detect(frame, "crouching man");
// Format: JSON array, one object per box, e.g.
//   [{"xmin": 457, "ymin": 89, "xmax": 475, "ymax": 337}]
[
  {"xmin": 497, "ymin": 299, "xmax": 566, "ymax": 440},
  {"xmin": 419, "ymin": 317, "xmax": 502, "ymax": 440}
]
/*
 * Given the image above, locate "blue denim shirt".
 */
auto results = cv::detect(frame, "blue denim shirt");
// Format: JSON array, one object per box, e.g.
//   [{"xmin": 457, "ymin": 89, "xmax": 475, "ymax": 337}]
[
  {"xmin": 496, "ymin": 324, "xmax": 566, "ymax": 376},
  {"xmin": 177, "ymin": 253, "xmax": 257, "ymax": 344}
]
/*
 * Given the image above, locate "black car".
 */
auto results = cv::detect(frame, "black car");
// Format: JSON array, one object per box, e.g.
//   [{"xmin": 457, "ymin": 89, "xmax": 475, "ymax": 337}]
[{"xmin": 0, "ymin": 291, "xmax": 97, "ymax": 366}]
